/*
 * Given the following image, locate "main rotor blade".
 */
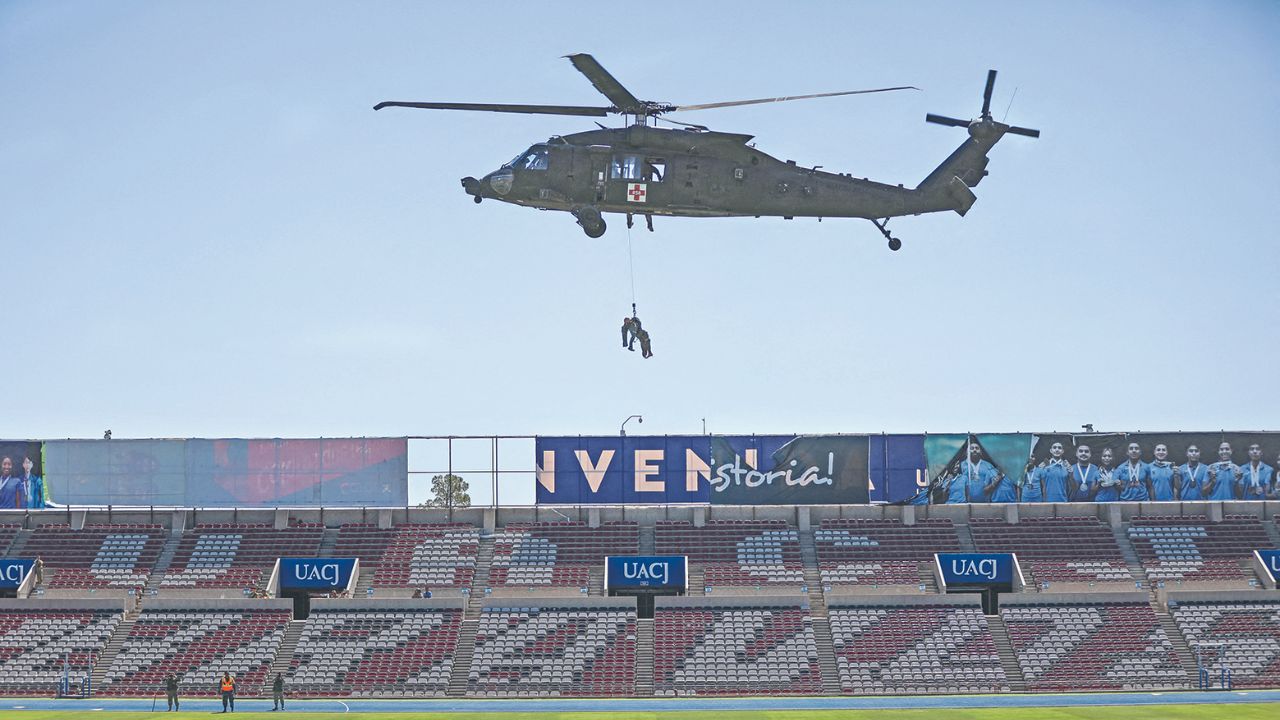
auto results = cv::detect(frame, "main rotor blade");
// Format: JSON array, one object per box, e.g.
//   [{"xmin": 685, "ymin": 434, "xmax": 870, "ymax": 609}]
[
  {"xmin": 925, "ymin": 113, "xmax": 970, "ymax": 127},
  {"xmin": 373, "ymin": 101, "xmax": 610, "ymax": 117},
  {"xmin": 670, "ymin": 86, "xmax": 919, "ymax": 113},
  {"xmin": 1007, "ymin": 125, "xmax": 1041, "ymax": 138},
  {"xmin": 564, "ymin": 54, "xmax": 644, "ymax": 114},
  {"xmin": 981, "ymin": 69, "xmax": 997, "ymax": 117}
]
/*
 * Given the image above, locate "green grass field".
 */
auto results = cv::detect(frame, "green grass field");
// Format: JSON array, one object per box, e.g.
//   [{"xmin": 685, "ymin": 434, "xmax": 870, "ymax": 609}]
[{"xmin": 8, "ymin": 708, "xmax": 1280, "ymax": 720}]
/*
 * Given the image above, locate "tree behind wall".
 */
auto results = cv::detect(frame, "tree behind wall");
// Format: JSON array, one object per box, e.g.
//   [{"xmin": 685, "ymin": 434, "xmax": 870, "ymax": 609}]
[{"xmin": 425, "ymin": 473, "xmax": 471, "ymax": 509}]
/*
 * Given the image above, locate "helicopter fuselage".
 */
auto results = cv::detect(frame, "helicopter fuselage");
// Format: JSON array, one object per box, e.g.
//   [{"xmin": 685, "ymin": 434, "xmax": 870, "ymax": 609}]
[{"xmin": 463, "ymin": 123, "xmax": 966, "ymax": 223}]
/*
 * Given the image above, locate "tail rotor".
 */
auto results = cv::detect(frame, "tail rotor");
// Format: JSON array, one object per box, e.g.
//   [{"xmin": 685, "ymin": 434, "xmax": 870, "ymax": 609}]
[{"xmin": 926, "ymin": 69, "xmax": 1040, "ymax": 139}]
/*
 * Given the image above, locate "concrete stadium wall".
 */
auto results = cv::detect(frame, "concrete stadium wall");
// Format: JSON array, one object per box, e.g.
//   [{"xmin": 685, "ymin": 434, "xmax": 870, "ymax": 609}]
[
  {"xmin": 826, "ymin": 593, "xmax": 984, "ymax": 609},
  {"xmin": 0, "ymin": 500, "xmax": 1275, "ymax": 531}
]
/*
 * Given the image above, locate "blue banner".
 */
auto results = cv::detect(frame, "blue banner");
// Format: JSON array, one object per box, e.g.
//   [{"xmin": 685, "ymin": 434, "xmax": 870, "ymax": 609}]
[
  {"xmin": 936, "ymin": 553, "xmax": 1015, "ymax": 586},
  {"xmin": 535, "ymin": 435, "xmax": 870, "ymax": 505},
  {"xmin": 278, "ymin": 558, "xmax": 357, "ymax": 590},
  {"xmin": 605, "ymin": 555, "xmax": 687, "ymax": 592},
  {"xmin": 869, "ymin": 434, "xmax": 928, "ymax": 503},
  {"xmin": 1257, "ymin": 550, "xmax": 1280, "ymax": 583},
  {"xmin": 0, "ymin": 559, "xmax": 35, "ymax": 589}
]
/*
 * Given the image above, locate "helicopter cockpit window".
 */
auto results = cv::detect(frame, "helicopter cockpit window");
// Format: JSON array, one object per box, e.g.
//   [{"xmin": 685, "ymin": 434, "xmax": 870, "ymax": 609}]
[
  {"xmin": 610, "ymin": 154, "xmax": 642, "ymax": 181},
  {"xmin": 515, "ymin": 146, "xmax": 549, "ymax": 170}
]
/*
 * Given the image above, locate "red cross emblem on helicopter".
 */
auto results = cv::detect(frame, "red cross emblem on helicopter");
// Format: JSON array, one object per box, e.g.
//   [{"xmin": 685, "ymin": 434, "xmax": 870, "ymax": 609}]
[{"xmin": 626, "ymin": 183, "xmax": 647, "ymax": 203}]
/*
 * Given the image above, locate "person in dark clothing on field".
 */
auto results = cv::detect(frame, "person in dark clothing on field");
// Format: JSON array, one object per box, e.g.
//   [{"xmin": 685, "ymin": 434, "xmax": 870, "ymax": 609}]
[
  {"xmin": 272, "ymin": 672, "xmax": 285, "ymax": 711},
  {"xmin": 165, "ymin": 673, "xmax": 179, "ymax": 711},
  {"xmin": 220, "ymin": 672, "xmax": 236, "ymax": 712}
]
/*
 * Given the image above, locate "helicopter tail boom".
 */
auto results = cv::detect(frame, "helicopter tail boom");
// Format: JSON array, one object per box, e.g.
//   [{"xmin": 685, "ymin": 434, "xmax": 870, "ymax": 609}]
[{"xmin": 912, "ymin": 128, "xmax": 1001, "ymax": 216}]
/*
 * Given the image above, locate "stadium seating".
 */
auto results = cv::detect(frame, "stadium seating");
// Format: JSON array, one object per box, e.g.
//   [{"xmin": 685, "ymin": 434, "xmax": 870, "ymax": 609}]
[
  {"xmin": 24, "ymin": 524, "xmax": 166, "ymax": 590},
  {"xmin": 656, "ymin": 520, "xmax": 804, "ymax": 588},
  {"xmin": 100, "ymin": 606, "xmax": 291, "ymax": 696},
  {"xmin": 467, "ymin": 604, "xmax": 636, "ymax": 696},
  {"xmin": 1170, "ymin": 598, "xmax": 1280, "ymax": 688},
  {"xmin": 815, "ymin": 519, "xmax": 960, "ymax": 588},
  {"xmin": 829, "ymin": 603, "xmax": 1007, "ymax": 694},
  {"xmin": 488, "ymin": 522, "xmax": 637, "ymax": 589},
  {"xmin": 160, "ymin": 523, "xmax": 324, "ymax": 591},
  {"xmin": 0, "ymin": 607, "xmax": 123, "ymax": 695},
  {"xmin": 1001, "ymin": 600, "xmax": 1188, "ymax": 691},
  {"xmin": 1127, "ymin": 515, "xmax": 1270, "ymax": 586},
  {"xmin": 333, "ymin": 523, "xmax": 478, "ymax": 591},
  {"xmin": 969, "ymin": 517, "xmax": 1133, "ymax": 587},
  {"xmin": 653, "ymin": 602, "xmax": 821, "ymax": 696},
  {"xmin": 287, "ymin": 606, "xmax": 463, "ymax": 697}
]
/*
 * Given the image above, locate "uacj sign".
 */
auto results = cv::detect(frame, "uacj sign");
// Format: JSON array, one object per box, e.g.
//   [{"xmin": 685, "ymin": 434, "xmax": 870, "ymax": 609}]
[
  {"xmin": 935, "ymin": 553, "xmax": 1015, "ymax": 586},
  {"xmin": 0, "ymin": 559, "xmax": 34, "ymax": 589},
  {"xmin": 278, "ymin": 558, "xmax": 357, "ymax": 590},
  {"xmin": 605, "ymin": 555, "xmax": 687, "ymax": 592},
  {"xmin": 1256, "ymin": 550, "xmax": 1280, "ymax": 583}
]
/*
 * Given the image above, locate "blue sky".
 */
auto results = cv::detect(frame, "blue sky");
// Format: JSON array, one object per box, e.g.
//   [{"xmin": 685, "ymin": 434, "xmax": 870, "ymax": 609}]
[{"xmin": 3, "ymin": 0, "xmax": 1278, "ymax": 466}]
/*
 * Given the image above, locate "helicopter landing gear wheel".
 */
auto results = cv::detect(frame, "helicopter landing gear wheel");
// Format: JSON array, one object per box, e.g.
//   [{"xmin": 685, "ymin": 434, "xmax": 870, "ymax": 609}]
[
  {"xmin": 473, "ymin": 195, "xmax": 482, "ymax": 204},
  {"xmin": 870, "ymin": 218, "xmax": 902, "ymax": 252},
  {"xmin": 574, "ymin": 207, "xmax": 606, "ymax": 239}
]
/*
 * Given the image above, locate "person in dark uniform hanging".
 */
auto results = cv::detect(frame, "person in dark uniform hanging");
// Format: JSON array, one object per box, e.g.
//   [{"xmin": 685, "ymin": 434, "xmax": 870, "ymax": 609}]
[{"xmin": 621, "ymin": 316, "xmax": 636, "ymax": 350}]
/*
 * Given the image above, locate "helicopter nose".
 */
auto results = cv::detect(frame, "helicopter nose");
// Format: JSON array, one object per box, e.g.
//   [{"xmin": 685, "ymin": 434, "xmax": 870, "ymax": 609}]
[{"xmin": 461, "ymin": 176, "xmax": 481, "ymax": 196}]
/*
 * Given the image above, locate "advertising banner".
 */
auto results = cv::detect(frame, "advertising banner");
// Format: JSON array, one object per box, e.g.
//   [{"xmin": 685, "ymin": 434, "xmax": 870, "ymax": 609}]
[
  {"xmin": 0, "ymin": 559, "xmax": 34, "ymax": 589},
  {"xmin": 536, "ymin": 435, "xmax": 870, "ymax": 505},
  {"xmin": 40, "ymin": 438, "xmax": 408, "ymax": 507},
  {"xmin": 605, "ymin": 555, "xmax": 687, "ymax": 592},
  {"xmin": 869, "ymin": 434, "xmax": 928, "ymax": 504},
  {"xmin": 0, "ymin": 441, "xmax": 49, "ymax": 509},
  {"xmin": 936, "ymin": 553, "xmax": 1015, "ymax": 586},
  {"xmin": 278, "ymin": 558, "xmax": 358, "ymax": 590}
]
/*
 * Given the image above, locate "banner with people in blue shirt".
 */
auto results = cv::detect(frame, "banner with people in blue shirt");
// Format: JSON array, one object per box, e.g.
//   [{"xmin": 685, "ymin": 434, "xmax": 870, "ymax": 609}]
[
  {"xmin": 0, "ymin": 441, "xmax": 49, "ymax": 510},
  {"xmin": 916, "ymin": 431, "xmax": 1280, "ymax": 504}
]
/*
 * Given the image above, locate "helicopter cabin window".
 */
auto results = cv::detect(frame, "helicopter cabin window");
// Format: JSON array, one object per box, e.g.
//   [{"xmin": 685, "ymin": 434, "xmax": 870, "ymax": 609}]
[
  {"xmin": 510, "ymin": 146, "xmax": 549, "ymax": 170},
  {"xmin": 610, "ymin": 155, "xmax": 641, "ymax": 181},
  {"xmin": 610, "ymin": 155, "xmax": 664, "ymax": 182},
  {"xmin": 644, "ymin": 158, "xmax": 665, "ymax": 182}
]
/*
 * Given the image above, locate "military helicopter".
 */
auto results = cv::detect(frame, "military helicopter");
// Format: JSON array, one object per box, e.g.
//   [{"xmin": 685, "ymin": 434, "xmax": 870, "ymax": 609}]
[{"xmin": 375, "ymin": 54, "xmax": 1039, "ymax": 251}]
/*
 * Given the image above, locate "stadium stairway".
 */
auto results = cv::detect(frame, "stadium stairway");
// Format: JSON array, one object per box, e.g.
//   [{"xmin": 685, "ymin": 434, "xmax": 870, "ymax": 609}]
[
  {"xmin": 143, "ymin": 529, "xmax": 185, "ymax": 593},
  {"xmin": 445, "ymin": 618, "xmax": 479, "ymax": 697},
  {"xmin": 465, "ymin": 534, "xmax": 496, "ymax": 617},
  {"xmin": 635, "ymin": 617, "xmax": 654, "ymax": 696},
  {"xmin": 800, "ymin": 529, "xmax": 842, "ymax": 694},
  {"xmin": 955, "ymin": 523, "xmax": 978, "ymax": 553},
  {"xmin": 688, "ymin": 566, "xmax": 705, "ymax": 595},
  {"xmin": 1153, "ymin": 604, "xmax": 1197, "ymax": 680},
  {"xmin": 354, "ymin": 565, "xmax": 375, "ymax": 597},
  {"xmin": 2, "ymin": 527, "xmax": 29, "ymax": 556},
  {"xmin": 917, "ymin": 563, "xmax": 940, "ymax": 593},
  {"xmin": 1265, "ymin": 519, "xmax": 1280, "ymax": 548},
  {"xmin": 91, "ymin": 612, "xmax": 138, "ymax": 694},
  {"xmin": 267, "ymin": 619, "xmax": 307, "ymax": 681},
  {"xmin": 317, "ymin": 527, "xmax": 341, "ymax": 557},
  {"xmin": 984, "ymin": 614, "xmax": 1028, "ymax": 692},
  {"xmin": 1111, "ymin": 522, "xmax": 1151, "ymax": 597},
  {"xmin": 589, "ymin": 566, "xmax": 605, "ymax": 596}
]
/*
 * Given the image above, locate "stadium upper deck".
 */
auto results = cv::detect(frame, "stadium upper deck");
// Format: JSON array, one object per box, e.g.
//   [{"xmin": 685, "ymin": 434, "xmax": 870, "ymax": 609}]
[{"xmin": 0, "ymin": 501, "xmax": 1276, "ymax": 698}]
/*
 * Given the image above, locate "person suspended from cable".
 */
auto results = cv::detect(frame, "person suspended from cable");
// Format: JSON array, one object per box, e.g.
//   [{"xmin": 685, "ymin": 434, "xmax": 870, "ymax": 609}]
[
  {"xmin": 636, "ymin": 326, "xmax": 653, "ymax": 358},
  {"xmin": 621, "ymin": 316, "xmax": 637, "ymax": 352}
]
